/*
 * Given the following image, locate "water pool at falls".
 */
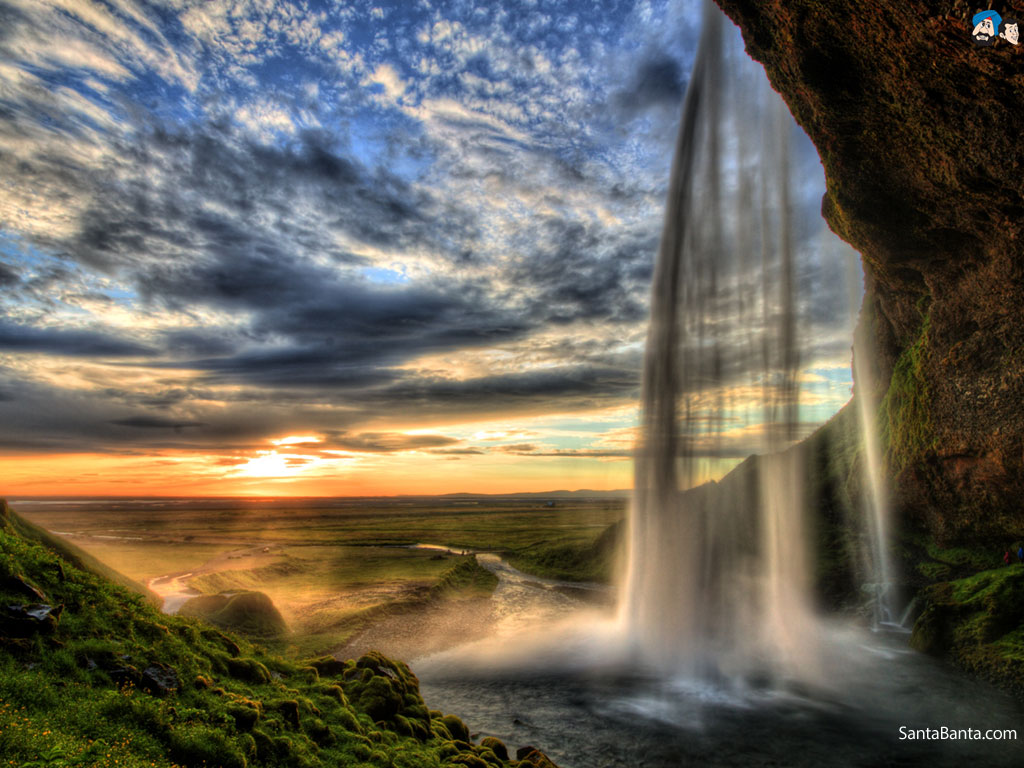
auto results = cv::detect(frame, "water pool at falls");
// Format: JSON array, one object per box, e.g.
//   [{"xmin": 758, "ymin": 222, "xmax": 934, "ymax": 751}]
[
  {"xmin": 421, "ymin": 642, "xmax": 1023, "ymax": 768},
  {"xmin": 417, "ymin": 554, "xmax": 1022, "ymax": 768}
]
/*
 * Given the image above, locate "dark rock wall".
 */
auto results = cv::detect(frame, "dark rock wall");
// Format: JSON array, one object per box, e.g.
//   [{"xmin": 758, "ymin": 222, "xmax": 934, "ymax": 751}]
[{"xmin": 714, "ymin": 0, "xmax": 1024, "ymax": 544}]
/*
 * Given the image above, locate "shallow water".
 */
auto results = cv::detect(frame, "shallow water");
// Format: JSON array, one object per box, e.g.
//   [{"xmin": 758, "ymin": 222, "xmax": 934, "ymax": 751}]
[{"xmin": 415, "ymin": 557, "xmax": 1023, "ymax": 768}]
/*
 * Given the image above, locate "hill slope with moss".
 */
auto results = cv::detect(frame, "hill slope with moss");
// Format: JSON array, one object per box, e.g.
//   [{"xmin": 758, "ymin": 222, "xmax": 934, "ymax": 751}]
[{"xmin": 0, "ymin": 500, "xmax": 558, "ymax": 768}]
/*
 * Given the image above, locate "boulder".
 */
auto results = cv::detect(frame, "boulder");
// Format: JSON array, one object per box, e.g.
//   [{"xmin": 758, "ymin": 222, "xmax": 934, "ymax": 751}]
[{"xmin": 1, "ymin": 603, "xmax": 60, "ymax": 637}]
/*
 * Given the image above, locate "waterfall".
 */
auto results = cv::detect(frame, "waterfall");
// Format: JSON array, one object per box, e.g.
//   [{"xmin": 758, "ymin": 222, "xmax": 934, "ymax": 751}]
[
  {"xmin": 622, "ymin": 1, "xmax": 821, "ymax": 684},
  {"xmin": 854, "ymin": 323, "xmax": 899, "ymax": 628}
]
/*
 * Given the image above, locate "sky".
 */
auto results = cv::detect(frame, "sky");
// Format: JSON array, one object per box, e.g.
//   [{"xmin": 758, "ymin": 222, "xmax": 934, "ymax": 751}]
[{"xmin": 0, "ymin": 0, "xmax": 860, "ymax": 497}]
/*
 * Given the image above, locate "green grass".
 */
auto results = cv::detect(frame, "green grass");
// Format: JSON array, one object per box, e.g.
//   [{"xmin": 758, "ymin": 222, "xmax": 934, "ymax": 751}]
[
  {"xmin": 15, "ymin": 500, "xmax": 623, "ymax": 568},
  {"xmin": 506, "ymin": 521, "xmax": 621, "ymax": 583},
  {"xmin": 0, "ymin": 500, "xmax": 530, "ymax": 768}
]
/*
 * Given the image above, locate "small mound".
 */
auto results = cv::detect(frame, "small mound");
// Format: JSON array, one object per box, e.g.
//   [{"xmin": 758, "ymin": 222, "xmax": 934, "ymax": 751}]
[{"xmin": 179, "ymin": 591, "xmax": 287, "ymax": 638}]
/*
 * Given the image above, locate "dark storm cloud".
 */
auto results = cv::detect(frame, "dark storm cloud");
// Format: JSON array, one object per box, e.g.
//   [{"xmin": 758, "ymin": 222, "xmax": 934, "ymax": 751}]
[
  {"xmin": 4, "ymin": 112, "xmax": 539, "ymax": 394},
  {"xmin": 0, "ymin": 319, "xmax": 153, "ymax": 357},
  {"xmin": 54, "ymin": 125, "xmax": 449, "ymax": 275},
  {"xmin": 360, "ymin": 365, "xmax": 640, "ymax": 416},
  {"xmin": 516, "ymin": 219, "xmax": 655, "ymax": 326},
  {"xmin": 0, "ymin": 262, "xmax": 20, "ymax": 286},
  {"xmin": 0, "ymin": 2, "xmax": 28, "ymax": 45},
  {"xmin": 176, "ymin": 349, "xmax": 401, "ymax": 389},
  {"xmin": 613, "ymin": 54, "xmax": 685, "ymax": 115},
  {"xmin": 109, "ymin": 417, "xmax": 205, "ymax": 429},
  {"xmin": 161, "ymin": 330, "xmax": 239, "ymax": 358}
]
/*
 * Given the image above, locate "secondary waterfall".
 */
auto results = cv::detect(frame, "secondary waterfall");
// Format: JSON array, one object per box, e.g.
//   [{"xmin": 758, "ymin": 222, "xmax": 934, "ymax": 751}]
[
  {"xmin": 623, "ymin": 2, "xmax": 821, "ymax": 684},
  {"xmin": 854, "ymin": 325, "xmax": 899, "ymax": 628}
]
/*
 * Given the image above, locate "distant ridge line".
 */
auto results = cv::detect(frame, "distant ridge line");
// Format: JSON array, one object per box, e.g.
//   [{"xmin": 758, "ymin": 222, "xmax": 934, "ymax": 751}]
[{"xmin": 7, "ymin": 489, "xmax": 632, "ymax": 502}]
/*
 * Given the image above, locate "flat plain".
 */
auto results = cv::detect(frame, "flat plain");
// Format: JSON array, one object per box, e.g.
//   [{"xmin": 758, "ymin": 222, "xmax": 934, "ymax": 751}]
[{"xmin": 14, "ymin": 496, "xmax": 625, "ymax": 656}]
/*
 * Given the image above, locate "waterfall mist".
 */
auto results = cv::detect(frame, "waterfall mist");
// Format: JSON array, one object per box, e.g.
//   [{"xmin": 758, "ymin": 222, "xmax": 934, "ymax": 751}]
[{"xmin": 622, "ymin": 1, "xmax": 821, "ymax": 685}]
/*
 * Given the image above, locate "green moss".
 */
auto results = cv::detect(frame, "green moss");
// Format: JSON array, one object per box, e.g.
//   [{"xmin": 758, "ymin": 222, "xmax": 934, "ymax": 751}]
[
  {"xmin": 506, "ymin": 520, "xmax": 622, "ymax": 583},
  {"xmin": 910, "ymin": 565, "xmax": 1024, "ymax": 694},
  {"xmin": 880, "ymin": 310, "xmax": 935, "ymax": 474},
  {"xmin": 916, "ymin": 561, "xmax": 951, "ymax": 581},
  {"xmin": 479, "ymin": 737, "xmax": 508, "ymax": 761},
  {"xmin": 167, "ymin": 723, "xmax": 248, "ymax": 768},
  {"xmin": 440, "ymin": 714, "xmax": 470, "ymax": 742},
  {"xmin": 431, "ymin": 556, "xmax": 499, "ymax": 597},
  {"xmin": 224, "ymin": 655, "xmax": 273, "ymax": 684}
]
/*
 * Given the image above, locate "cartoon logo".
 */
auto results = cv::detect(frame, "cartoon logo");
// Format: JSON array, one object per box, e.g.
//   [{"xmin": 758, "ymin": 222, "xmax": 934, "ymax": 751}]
[
  {"xmin": 971, "ymin": 10, "xmax": 1001, "ymax": 45},
  {"xmin": 1000, "ymin": 17, "xmax": 1020, "ymax": 45}
]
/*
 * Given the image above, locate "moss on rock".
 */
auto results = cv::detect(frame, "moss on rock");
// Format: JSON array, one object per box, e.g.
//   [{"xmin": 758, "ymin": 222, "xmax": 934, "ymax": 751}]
[
  {"xmin": 179, "ymin": 591, "xmax": 288, "ymax": 639},
  {"xmin": 910, "ymin": 565, "xmax": 1024, "ymax": 694}
]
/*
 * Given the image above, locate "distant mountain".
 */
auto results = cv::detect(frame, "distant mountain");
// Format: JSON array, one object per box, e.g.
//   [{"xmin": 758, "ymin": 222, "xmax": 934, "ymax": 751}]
[{"xmin": 437, "ymin": 489, "xmax": 631, "ymax": 500}]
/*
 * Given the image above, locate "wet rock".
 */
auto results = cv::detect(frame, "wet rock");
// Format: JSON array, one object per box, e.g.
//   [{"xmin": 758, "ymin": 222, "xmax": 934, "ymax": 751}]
[
  {"xmin": 141, "ymin": 663, "xmax": 179, "ymax": 696},
  {"xmin": 108, "ymin": 664, "xmax": 142, "ymax": 688},
  {"xmin": 713, "ymin": 0, "xmax": 1024, "ymax": 545},
  {"xmin": 1, "ymin": 603, "xmax": 61, "ymax": 637},
  {"xmin": 306, "ymin": 655, "xmax": 347, "ymax": 678},
  {"xmin": 2, "ymin": 574, "xmax": 46, "ymax": 602},
  {"xmin": 515, "ymin": 746, "xmax": 559, "ymax": 768},
  {"xmin": 479, "ymin": 737, "xmax": 508, "ymax": 761}
]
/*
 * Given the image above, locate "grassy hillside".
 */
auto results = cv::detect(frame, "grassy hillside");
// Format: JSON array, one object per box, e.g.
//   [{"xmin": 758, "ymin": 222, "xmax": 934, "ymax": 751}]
[{"xmin": 0, "ymin": 500, "xmax": 557, "ymax": 768}]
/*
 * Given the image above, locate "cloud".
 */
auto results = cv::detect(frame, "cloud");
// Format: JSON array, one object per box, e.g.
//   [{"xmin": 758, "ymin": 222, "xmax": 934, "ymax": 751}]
[
  {"xmin": 108, "ymin": 417, "xmax": 205, "ymax": 429},
  {"xmin": 428, "ymin": 447, "xmax": 485, "ymax": 455},
  {"xmin": 321, "ymin": 431, "xmax": 460, "ymax": 453},
  {"xmin": 0, "ymin": 0, "xmax": 860, "ymax": 475},
  {"xmin": 0, "ymin": 320, "xmax": 153, "ymax": 357},
  {"xmin": 613, "ymin": 53, "xmax": 685, "ymax": 115},
  {"xmin": 0, "ymin": 262, "xmax": 20, "ymax": 286}
]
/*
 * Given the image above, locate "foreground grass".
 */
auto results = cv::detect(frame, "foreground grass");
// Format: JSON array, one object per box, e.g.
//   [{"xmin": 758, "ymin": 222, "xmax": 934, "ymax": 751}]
[{"xmin": 0, "ymin": 501, "xmax": 554, "ymax": 768}]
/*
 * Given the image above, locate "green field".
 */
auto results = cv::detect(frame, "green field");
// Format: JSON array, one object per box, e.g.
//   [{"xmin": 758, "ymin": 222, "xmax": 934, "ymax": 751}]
[{"xmin": 16, "ymin": 497, "xmax": 625, "ymax": 656}]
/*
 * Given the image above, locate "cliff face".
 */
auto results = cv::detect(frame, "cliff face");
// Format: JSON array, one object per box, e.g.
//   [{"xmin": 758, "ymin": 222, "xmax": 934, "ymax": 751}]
[{"xmin": 715, "ymin": 0, "xmax": 1024, "ymax": 544}]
